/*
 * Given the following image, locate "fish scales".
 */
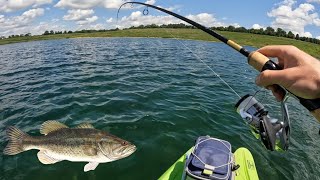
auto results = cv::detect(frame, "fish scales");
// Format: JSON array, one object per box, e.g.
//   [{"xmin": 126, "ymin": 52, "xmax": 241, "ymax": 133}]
[{"xmin": 3, "ymin": 121, "xmax": 136, "ymax": 172}]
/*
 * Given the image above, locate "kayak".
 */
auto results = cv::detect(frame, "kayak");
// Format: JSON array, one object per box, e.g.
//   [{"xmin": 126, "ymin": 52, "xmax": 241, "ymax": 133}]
[{"xmin": 159, "ymin": 147, "xmax": 259, "ymax": 180}]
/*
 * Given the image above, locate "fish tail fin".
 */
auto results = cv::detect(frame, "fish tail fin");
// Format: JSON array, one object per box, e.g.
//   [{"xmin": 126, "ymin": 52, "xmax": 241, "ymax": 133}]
[{"xmin": 3, "ymin": 126, "xmax": 28, "ymax": 155}]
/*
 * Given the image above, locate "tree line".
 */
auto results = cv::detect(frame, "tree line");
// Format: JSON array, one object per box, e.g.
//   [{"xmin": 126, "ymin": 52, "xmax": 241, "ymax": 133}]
[
  {"xmin": 3, "ymin": 33, "xmax": 31, "ymax": 39},
  {"xmin": 42, "ymin": 28, "xmax": 120, "ymax": 35},
  {"xmin": 2, "ymin": 23, "xmax": 320, "ymax": 45},
  {"xmin": 126, "ymin": 23, "xmax": 320, "ymax": 45}
]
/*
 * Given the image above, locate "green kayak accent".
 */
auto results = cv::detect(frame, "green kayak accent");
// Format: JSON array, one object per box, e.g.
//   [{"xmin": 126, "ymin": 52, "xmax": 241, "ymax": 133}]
[{"xmin": 159, "ymin": 147, "xmax": 259, "ymax": 180}]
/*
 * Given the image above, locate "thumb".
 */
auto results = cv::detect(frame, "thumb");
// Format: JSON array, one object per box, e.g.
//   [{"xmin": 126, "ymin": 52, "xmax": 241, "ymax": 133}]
[{"xmin": 255, "ymin": 69, "xmax": 290, "ymax": 87}]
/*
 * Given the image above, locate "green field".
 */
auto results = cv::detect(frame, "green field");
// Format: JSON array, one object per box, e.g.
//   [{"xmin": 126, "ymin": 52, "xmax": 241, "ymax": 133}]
[{"xmin": 1, "ymin": 28, "xmax": 319, "ymax": 58}]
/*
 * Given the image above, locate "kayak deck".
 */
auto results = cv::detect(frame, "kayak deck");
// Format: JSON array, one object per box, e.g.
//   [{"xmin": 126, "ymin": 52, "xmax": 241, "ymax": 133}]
[{"xmin": 159, "ymin": 147, "xmax": 259, "ymax": 180}]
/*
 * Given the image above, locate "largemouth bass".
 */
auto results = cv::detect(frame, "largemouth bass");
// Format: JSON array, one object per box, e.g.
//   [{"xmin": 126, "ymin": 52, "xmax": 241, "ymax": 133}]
[{"xmin": 3, "ymin": 120, "xmax": 136, "ymax": 172}]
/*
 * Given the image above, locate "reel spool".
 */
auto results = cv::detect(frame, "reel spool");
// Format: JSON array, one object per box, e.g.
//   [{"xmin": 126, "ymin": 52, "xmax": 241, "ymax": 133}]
[{"xmin": 235, "ymin": 94, "xmax": 290, "ymax": 151}]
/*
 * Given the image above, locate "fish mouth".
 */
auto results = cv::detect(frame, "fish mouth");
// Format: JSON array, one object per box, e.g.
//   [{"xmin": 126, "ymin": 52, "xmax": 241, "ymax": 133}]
[
  {"xmin": 121, "ymin": 145, "xmax": 137, "ymax": 157},
  {"xmin": 98, "ymin": 143, "xmax": 136, "ymax": 160}
]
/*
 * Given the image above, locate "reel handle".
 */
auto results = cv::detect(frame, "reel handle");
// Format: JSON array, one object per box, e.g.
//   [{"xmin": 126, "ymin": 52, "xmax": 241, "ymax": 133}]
[{"xmin": 248, "ymin": 51, "xmax": 320, "ymax": 122}]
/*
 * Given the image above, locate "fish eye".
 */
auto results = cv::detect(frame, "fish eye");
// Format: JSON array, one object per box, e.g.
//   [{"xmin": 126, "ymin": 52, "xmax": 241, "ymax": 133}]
[{"xmin": 122, "ymin": 141, "xmax": 127, "ymax": 146}]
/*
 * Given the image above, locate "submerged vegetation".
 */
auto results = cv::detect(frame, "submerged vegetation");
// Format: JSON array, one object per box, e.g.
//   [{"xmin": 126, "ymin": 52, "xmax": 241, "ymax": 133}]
[{"xmin": 0, "ymin": 24, "xmax": 319, "ymax": 58}]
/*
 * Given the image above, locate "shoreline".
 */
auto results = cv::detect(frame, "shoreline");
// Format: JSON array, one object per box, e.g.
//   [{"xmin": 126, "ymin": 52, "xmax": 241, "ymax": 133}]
[{"xmin": 0, "ymin": 28, "xmax": 319, "ymax": 58}]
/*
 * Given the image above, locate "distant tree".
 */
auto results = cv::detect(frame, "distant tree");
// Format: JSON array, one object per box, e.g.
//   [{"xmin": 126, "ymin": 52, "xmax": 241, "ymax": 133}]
[
  {"xmin": 300, "ymin": 36, "xmax": 306, "ymax": 41},
  {"xmin": 264, "ymin": 27, "xmax": 275, "ymax": 36},
  {"xmin": 287, "ymin": 31, "xmax": 294, "ymax": 39},
  {"xmin": 43, "ymin": 30, "xmax": 50, "ymax": 35},
  {"xmin": 63, "ymin": 30, "xmax": 67, "ymax": 34},
  {"xmin": 276, "ymin": 28, "xmax": 286, "ymax": 37},
  {"xmin": 50, "ymin": 30, "xmax": 54, "ymax": 34},
  {"xmin": 67, "ymin": 31, "xmax": 73, "ymax": 33},
  {"xmin": 235, "ymin": 27, "xmax": 247, "ymax": 33},
  {"xmin": 25, "ymin": 33, "xmax": 31, "ymax": 37},
  {"xmin": 215, "ymin": 26, "xmax": 226, "ymax": 31},
  {"xmin": 250, "ymin": 28, "xmax": 264, "ymax": 34},
  {"xmin": 145, "ymin": 24, "xmax": 159, "ymax": 28},
  {"xmin": 227, "ymin": 25, "xmax": 235, "ymax": 32},
  {"xmin": 306, "ymin": 37, "xmax": 312, "ymax": 43},
  {"xmin": 295, "ymin": 34, "xmax": 299, "ymax": 40},
  {"xmin": 137, "ymin": 25, "xmax": 145, "ymax": 29}
]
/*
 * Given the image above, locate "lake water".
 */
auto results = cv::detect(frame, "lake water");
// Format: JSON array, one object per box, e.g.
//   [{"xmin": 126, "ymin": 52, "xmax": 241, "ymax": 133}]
[{"xmin": 0, "ymin": 38, "xmax": 319, "ymax": 180}]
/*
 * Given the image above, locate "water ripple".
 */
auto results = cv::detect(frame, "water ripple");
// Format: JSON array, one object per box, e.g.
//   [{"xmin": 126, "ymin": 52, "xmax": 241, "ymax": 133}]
[{"xmin": 0, "ymin": 38, "xmax": 319, "ymax": 180}]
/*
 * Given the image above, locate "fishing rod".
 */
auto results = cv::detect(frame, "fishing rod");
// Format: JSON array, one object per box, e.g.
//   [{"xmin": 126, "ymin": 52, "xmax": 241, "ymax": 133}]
[{"xmin": 117, "ymin": 2, "xmax": 320, "ymax": 151}]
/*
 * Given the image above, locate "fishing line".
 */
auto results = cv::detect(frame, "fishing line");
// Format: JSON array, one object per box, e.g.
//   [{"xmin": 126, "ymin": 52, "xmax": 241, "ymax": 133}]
[
  {"xmin": 164, "ymin": 28, "xmax": 241, "ymax": 99},
  {"xmin": 115, "ymin": 5, "xmax": 240, "ymax": 99},
  {"xmin": 117, "ymin": 2, "xmax": 298, "ymax": 151}
]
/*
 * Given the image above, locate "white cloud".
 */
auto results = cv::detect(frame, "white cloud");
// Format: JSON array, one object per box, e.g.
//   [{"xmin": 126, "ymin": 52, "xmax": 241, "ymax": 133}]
[
  {"xmin": 22, "ymin": 7, "xmax": 45, "ymax": 19},
  {"xmin": 54, "ymin": 0, "xmax": 158, "ymax": 10},
  {"xmin": 77, "ymin": 15, "xmax": 98, "ymax": 25},
  {"xmin": 268, "ymin": 0, "xmax": 320, "ymax": 37},
  {"xmin": 63, "ymin": 9, "xmax": 98, "ymax": 25},
  {"xmin": 252, "ymin": 24, "xmax": 264, "ymax": 29},
  {"xmin": 32, "ymin": 21, "xmax": 66, "ymax": 34},
  {"xmin": 114, "ymin": 11, "xmax": 238, "ymax": 29},
  {"xmin": 166, "ymin": 5, "xmax": 182, "ymax": 12},
  {"xmin": 63, "ymin": 9, "xmax": 94, "ymax": 21},
  {"xmin": 55, "ymin": 0, "xmax": 127, "ymax": 9},
  {"xmin": 145, "ymin": 0, "xmax": 156, "ymax": 5},
  {"xmin": 314, "ymin": 18, "xmax": 320, "ymax": 26},
  {"xmin": 186, "ymin": 13, "xmax": 220, "ymax": 27},
  {"xmin": 89, "ymin": 23, "xmax": 105, "ymax": 30},
  {"xmin": 106, "ymin": 17, "xmax": 113, "ymax": 23},
  {"xmin": 316, "ymin": 36, "xmax": 320, "ymax": 39},
  {"xmin": 302, "ymin": 32, "xmax": 313, "ymax": 37},
  {"xmin": 116, "ymin": 11, "xmax": 181, "ymax": 28},
  {"xmin": 102, "ymin": 0, "xmax": 127, "ymax": 9},
  {"xmin": 55, "ymin": 0, "xmax": 100, "ymax": 9},
  {"xmin": 0, "ymin": 0, "xmax": 52, "ymax": 12},
  {"xmin": 0, "ymin": 8, "xmax": 45, "ymax": 36}
]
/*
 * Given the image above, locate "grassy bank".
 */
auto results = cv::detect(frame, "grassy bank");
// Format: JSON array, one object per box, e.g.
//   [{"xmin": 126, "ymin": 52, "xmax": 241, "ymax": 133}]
[{"xmin": 1, "ymin": 28, "xmax": 319, "ymax": 58}]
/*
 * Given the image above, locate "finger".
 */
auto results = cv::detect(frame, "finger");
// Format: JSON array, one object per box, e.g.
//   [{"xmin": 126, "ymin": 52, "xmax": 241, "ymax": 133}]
[
  {"xmin": 257, "ymin": 45, "xmax": 287, "ymax": 58},
  {"xmin": 255, "ymin": 69, "xmax": 293, "ymax": 88},
  {"xmin": 266, "ymin": 85, "xmax": 285, "ymax": 101},
  {"xmin": 257, "ymin": 45, "xmax": 288, "ymax": 65}
]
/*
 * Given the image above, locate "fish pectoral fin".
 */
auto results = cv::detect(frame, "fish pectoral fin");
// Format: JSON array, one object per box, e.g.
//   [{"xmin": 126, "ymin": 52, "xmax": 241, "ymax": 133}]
[
  {"xmin": 84, "ymin": 162, "xmax": 99, "ymax": 172},
  {"xmin": 37, "ymin": 151, "xmax": 61, "ymax": 164},
  {"xmin": 40, "ymin": 120, "xmax": 69, "ymax": 135},
  {"xmin": 75, "ymin": 123, "xmax": 95, "ymax": 129}
]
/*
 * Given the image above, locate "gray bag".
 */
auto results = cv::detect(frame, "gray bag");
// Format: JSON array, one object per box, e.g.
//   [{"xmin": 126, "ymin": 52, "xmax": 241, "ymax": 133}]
[{"xmin": 184, "ymin": 136, "xmax": 234, "ymax": 180}]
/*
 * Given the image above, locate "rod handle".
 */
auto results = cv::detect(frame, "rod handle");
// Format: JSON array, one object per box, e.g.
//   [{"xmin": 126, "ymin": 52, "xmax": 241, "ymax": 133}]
[{"xmin": 248, "ymin": 51, "xmax": 320, "ymax": 122}]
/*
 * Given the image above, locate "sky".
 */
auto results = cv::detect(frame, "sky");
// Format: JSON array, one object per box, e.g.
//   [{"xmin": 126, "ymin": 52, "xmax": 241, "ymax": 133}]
[{"xmin": 0, "ymin": 0, "xmax": 320, "ymax": 39}]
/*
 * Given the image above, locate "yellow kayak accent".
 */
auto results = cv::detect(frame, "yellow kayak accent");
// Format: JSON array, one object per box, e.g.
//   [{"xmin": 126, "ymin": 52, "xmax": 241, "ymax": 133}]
[
  {"xmin": 233, "ymin": 147, "xmax": 259, "ymax": 180},
  {"xmin": 159, "ymin": 148, "xmax": 193, "ymax": 180},
  {"xmin": 159, "ymin": 147, "xmax": 259, "ymax": 180}
]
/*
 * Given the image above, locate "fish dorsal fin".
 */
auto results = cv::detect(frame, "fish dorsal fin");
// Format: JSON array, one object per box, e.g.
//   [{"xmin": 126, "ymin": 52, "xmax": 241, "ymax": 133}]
[
  {"xmin": 37, "ymin": 151, "xmax": 61, "ymax": 164},
  {"xmin": 40, "ymin": 120, "xmax": 68, "ymax": 135},
  {"xmin": 75, "ymin": 123, "xmax": 95, "ymax": 129}
]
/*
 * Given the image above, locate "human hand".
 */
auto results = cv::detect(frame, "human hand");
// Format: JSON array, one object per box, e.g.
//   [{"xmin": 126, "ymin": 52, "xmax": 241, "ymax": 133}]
[{"xmin": 255, "ymin": 45, "xmax": 320, "ymax": 101}]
